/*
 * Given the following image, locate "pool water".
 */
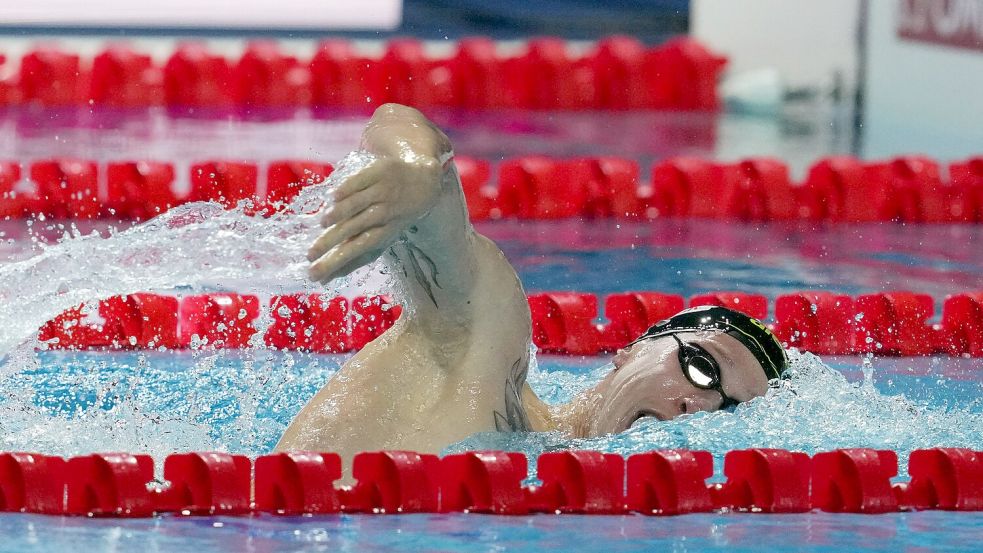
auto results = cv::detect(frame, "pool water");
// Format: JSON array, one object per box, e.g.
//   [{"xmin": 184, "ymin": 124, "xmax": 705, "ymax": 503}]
[
  {"xmin": 1, "ymin": 511, "xmax": 981, "ymax": 553},
  {"xmin": 0, "ymin": 109, "xmax": 981, "ymax": 551}
]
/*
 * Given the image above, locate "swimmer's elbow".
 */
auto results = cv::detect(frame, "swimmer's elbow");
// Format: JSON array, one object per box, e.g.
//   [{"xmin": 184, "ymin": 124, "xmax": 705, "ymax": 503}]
[{"xmin": 372, "ymin": 102, "xmax": 423, "ymax": 120}]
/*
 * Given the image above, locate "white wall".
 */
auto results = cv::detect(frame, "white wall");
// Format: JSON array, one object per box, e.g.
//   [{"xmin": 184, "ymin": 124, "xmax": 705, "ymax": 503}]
[
  {"xmin": 863, "ymin": 0, "xmax": 983, "ymax": 160},
  {"xmin": 691, "ymin": 0, "xmax": 861, "ymax": 90},
  {"xmin": 0, "ymin": 0, "xmax": 402, "ymax": 30}
]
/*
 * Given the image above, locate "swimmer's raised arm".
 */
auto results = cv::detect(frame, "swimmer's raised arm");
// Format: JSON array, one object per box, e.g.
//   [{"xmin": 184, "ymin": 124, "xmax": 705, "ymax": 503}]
[
  {"xmin": 279, "ymin": 104, "xmax": 536, "ymax": 460},
  {"xmin": 307, "ymin": 103, "xmax": 490, "ymax": 333}
]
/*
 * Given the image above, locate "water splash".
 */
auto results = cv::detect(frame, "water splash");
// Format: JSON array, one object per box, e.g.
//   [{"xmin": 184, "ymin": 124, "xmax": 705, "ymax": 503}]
[
  {"xmin": 0, "ymin": 150, "xmax": 378, "ymax": 356},
  {"xmin": 0, "ymin": 151, "xmax": 378, "ymax": 457},
  {"xmin": 1, "ymin": 149, "xmax": 981, "ymax": 471},
  {"xmin": 448, "ymin": 350, "xmax": 983, "ymax": 476}
]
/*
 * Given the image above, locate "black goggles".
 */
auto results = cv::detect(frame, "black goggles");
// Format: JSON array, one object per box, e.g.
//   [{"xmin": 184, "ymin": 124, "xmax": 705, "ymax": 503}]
[{"xmin": 671, "ymin": 334, "xmax": 739, "ymax": 409}]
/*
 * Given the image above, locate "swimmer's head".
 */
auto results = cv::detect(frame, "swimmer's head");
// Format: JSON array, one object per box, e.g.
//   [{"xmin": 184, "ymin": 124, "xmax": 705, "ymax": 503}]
[{"xmin": 587, "ymin": 306, "xmax": 788, "ymax": 435}]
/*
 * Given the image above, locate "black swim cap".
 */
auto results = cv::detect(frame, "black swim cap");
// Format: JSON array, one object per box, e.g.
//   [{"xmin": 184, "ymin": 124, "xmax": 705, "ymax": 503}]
[{"xmin": 632, "ymin": 305, "xmax": 788, "ymax": 381}]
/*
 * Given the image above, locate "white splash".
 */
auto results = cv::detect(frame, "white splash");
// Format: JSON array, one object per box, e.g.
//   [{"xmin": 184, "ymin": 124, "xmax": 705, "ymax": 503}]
[
  {"xmin": 0, "ymin": 151, "xmax": 379, "ymax": 457},
  {"xmin": 450, "ymin": 350, "xmax": 983, "ymax": 476}
]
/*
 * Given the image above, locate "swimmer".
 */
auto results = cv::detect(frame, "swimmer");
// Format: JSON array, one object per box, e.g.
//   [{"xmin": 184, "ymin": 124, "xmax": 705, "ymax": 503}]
[{"xmin": 276, "ymin": 103, "xmax": 788, "ymax": 463}]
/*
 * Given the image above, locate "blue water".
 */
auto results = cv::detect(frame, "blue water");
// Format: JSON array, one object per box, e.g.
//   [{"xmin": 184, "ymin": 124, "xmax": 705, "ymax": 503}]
[
  {"xmin": 3, "ymin": 348, "xmax": 981, "ymax": 458},
  {"xmin": 0, "ymin": 107, "xmax": 981, "ymax": 551},
  {"xmin": 1, "ymin": 511, "xmax": 981, "ymax": 553},
  {"xmin": 1, "ymin": 218, "xmax": 983, "ymax": 551}
]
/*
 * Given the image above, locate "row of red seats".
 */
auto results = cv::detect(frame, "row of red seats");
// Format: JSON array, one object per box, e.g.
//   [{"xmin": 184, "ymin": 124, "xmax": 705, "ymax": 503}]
[
  {"xmin": 465, "ymin": 154, "xmax": 983, "ymax": 223},
  {"xmin": 1, "ymin": 448, "xmax": 979, "ymax": 516},
  {"xmin": 0, "ymin": 159, "xmax": 333, "ymax": 219},
  {"xmin": 36, "ymin": 290, "xmax": 983, "ymax": 358},
  {"xmin": 531, "ymin": 290, "xmax": 983, "ymax": 357},
  {"xmin": 0, "ymin": 37, "xmax": 725, "ymax": 111},
  {"xmin": 3, "ymin": 154, "xmax": 981, "ymax": 222}
]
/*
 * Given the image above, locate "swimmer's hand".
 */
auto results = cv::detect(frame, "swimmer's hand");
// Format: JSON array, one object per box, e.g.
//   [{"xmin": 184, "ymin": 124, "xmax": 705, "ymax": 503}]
[{"xmin": 307, "ymin": 104, "xmax": 450, "ymax": 283}]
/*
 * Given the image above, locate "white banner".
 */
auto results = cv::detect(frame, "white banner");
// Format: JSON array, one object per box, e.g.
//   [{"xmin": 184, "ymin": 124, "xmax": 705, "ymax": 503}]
[{"xmin": 0, "ymin": 0, "xmax": 402, "ymax": 30}]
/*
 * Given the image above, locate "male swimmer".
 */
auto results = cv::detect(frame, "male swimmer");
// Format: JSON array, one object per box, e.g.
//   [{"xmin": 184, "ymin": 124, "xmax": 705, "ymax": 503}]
[{"xmin": 276, "ymin": 104, "xmax": 788, "ymax": 462}]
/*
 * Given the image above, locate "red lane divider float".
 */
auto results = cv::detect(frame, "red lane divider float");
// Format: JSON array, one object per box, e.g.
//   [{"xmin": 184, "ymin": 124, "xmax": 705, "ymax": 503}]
[
  {"xmin": 4, "ymin": 448, "xmax": 980, "ymax": 516},
  {"xmin": 0, "ymin": 38, "xmax": 724, "ymax": 111},
  {"xmin": 3, "ymin": 155, "xmax": 982, "ymax": 223},
  {"xmin": 0, "ymin": 158, "xmax": 335, "ymax": 220},
  {"xmin": 33, "ymin": 290, "xmax": 983, "ymax": 357},
  {"xmin": 254, "ymin": 452, "xmax": 342, "ymax": 514}
]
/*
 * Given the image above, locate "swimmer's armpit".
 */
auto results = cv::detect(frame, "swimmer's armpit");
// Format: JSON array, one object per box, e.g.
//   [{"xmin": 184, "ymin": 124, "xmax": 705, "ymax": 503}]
[{"xmin": 493, "ymin": 357, "xmax": 532, "ymax": 432}]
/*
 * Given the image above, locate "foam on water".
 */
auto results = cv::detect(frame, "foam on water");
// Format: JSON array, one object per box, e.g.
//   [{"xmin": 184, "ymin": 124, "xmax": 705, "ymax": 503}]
[
  {"xmin": 1, "ymin": 150, "xmax": 982, "ymax": 473},
  {"xmin": 452, "ymin": 350, "xmax": 983, "ymax": 475}
]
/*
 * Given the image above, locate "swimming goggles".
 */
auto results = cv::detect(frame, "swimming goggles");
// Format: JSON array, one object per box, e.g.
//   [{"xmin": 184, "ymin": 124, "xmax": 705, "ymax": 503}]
[{"xmin": 671, "ymin": 334, "xmax": 739, "ymax": 409}]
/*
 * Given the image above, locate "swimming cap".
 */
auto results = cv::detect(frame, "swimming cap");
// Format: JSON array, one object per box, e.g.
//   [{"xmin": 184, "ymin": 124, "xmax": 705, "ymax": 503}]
[{"xmin": 632, "ymin": 305, "xmax": 788, "ymax": 380}]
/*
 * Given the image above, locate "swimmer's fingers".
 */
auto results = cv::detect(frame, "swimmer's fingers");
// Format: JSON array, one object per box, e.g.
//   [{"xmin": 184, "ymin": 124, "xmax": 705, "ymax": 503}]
[
  {"xmin": 308, "ymin": 224, "xmax": 398, "ymax": 282},
  {"xmin": 328, "ymin": 160, "xmax": 386, "ymax": 203},
  {"xmin": 307, "ymin": 205, "xmax": 390, "ymax": 263},
  {"xmin": 320, "ymin": 184, "xmax": 386, "ymax": 228}
]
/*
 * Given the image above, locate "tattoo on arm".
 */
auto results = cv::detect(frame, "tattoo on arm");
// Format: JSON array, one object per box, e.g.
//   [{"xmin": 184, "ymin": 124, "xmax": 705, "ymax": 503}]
[
  {"xmin": 494, "ymin": 357, "xmax": 532, "ymax": 432},
  {"xmin": 389, "ymin": 231, "xmax": 442, "ymax": 308}
]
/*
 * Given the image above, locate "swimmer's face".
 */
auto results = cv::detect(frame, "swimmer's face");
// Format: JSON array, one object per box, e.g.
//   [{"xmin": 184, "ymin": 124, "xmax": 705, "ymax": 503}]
[{"xmin": 590, "ymin": 331, "xmax": 771, "ymax": 436}]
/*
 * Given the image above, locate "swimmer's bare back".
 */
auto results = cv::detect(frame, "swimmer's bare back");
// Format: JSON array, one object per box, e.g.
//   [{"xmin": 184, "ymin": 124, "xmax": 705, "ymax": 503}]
[{"xmin": 275, "ymin": 104, "xmax": 552, "ymax": 463}]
